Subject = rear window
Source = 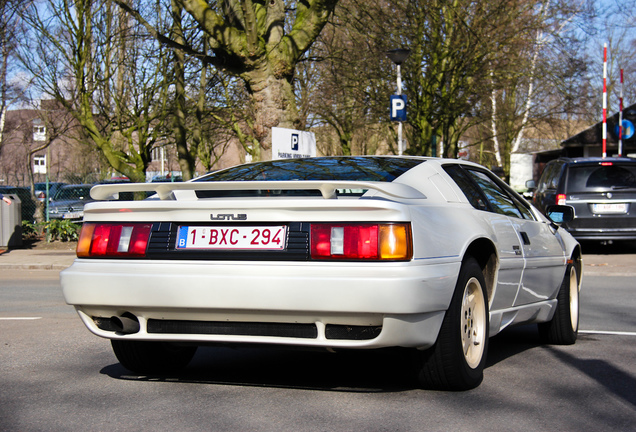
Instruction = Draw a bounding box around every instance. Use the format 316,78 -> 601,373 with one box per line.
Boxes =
566,164 -> 636,192
196,157 -> 424,183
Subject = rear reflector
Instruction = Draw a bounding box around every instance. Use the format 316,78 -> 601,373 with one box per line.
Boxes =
77,223 -> 152,258
310,223 -> 412,261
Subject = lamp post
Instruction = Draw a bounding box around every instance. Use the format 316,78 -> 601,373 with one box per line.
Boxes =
387,48 -> 410,155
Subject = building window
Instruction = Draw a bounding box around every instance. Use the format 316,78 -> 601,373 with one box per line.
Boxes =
33,125 -> 46,141
34,155 -> 46,174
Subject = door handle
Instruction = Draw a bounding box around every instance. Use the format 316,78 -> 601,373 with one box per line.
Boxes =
520,231 -> 531,245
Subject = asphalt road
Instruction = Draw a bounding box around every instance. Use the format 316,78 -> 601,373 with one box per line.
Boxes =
1,256 -> 635,431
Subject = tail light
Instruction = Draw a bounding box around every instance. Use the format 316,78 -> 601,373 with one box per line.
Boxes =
77,223 -> 152,258
310,223 -> 412,261
556,194 -> 567,205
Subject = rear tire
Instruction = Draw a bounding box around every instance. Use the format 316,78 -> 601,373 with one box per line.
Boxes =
111,340 -> 197,375
415,257 -> 489,390
538,263 -> 579,345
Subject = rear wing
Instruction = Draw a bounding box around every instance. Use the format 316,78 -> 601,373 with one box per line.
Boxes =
90,180 -> 426,201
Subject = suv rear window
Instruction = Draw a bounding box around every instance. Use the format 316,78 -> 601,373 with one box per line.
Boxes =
567,164 -> 636,192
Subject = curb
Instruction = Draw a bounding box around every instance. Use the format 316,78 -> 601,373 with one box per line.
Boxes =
0,264 -> 72,270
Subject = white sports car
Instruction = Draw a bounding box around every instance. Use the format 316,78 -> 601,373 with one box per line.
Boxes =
60,156 -> 581,390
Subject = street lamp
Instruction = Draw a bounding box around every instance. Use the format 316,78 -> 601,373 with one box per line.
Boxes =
387,49 -> 410,155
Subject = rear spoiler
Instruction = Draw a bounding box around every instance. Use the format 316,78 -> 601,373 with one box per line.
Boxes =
90,180 -> 426,201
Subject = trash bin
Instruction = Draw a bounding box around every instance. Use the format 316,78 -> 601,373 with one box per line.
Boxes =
0,194 -> 22,248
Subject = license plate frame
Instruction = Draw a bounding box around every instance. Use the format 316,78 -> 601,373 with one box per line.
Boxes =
176,225 -> 288,250
591,203 -> 629,214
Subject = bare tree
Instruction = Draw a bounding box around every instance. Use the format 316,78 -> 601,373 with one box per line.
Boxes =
18,0 -> 174,183
485,0 -> 594,176
298,1 -> 391,156
113,0 -> 339,161
0,1 -> 28,158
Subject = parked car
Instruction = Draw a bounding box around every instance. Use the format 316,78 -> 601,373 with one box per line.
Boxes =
530,157 -> 636,242
48,184 -> 94,221
151,174 -> 182,182
34,182 -> 67,202
61,157 -> 581,390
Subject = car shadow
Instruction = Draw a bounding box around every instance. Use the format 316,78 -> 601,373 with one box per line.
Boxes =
100,326 -> 550,392
101,347 -> 418,393
485,324 -> 544,367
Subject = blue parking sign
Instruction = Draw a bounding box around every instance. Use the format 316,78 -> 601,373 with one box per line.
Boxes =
615,119 -> 635,140
390,95 -> 407,121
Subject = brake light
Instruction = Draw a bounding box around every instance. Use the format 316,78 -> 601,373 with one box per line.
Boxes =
310,223 -> 412,261
77,223 -> 152,258
601,162 -> 613,166
556,194 -> 567,205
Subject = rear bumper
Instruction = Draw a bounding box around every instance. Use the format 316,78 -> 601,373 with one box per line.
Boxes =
61,258 -> 460,349
566,227 -> 636,241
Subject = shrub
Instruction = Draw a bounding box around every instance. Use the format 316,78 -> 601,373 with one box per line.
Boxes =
21,220 -> 40,241
42,219 -> 81,242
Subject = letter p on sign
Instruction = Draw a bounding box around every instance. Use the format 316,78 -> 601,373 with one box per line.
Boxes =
390,95 -> 407,121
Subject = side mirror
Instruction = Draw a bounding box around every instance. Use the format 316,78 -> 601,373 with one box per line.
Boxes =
545,205 -> 574,225
525,180 -> 536,190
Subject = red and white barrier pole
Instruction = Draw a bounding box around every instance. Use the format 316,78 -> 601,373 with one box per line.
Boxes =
619,68 -> 624,157
602,43 -> 607,158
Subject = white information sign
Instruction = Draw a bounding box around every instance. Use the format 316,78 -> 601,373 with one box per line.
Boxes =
272,127 -> 316,160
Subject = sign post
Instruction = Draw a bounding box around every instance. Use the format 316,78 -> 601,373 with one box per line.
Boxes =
387,48 -> 410,155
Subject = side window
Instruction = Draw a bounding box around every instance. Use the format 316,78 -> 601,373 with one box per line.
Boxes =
538,162 -> 557,192
547,162 -> 564,189
444,165 -> 489,211
467,169 -> 531,220
510,193 -> 535,220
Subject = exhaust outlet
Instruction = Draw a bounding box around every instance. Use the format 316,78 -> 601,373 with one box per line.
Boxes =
111,313 -> 140,334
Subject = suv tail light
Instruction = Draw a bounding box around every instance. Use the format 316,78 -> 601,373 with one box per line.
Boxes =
77,223 -> 152,258
310,223 -> 412,261
556,194 -> 567,205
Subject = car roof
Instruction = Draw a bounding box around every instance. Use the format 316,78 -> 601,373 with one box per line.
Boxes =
60,184 -> 94,188
35,182 -> 66,187
554,157 -> 636,165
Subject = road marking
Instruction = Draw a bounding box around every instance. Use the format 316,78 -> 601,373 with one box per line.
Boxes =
580,330 -> 636,336
0,317 -> 42,320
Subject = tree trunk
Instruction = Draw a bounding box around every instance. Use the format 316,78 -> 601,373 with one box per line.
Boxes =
242,69 -> 301,161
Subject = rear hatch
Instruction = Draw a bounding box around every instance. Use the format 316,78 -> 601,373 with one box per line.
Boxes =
564,161 -> 636,231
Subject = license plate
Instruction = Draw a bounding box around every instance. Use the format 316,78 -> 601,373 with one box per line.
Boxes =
63,212 -> 84,219
591,203 -> 628,214
176,225 -> 287,250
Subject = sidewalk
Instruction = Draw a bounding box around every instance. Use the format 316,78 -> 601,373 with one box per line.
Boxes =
0,241 -> 77,270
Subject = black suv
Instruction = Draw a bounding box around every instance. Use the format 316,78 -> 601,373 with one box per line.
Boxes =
531,157 -> 636,241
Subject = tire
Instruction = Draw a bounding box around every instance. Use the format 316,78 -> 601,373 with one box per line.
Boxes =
538,263 -> 579,345
415,257 -> 489,390
111,340 -> 198,375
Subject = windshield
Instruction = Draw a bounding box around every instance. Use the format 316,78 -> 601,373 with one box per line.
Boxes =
53,186 -> 93,201
567,164 -> 636,192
